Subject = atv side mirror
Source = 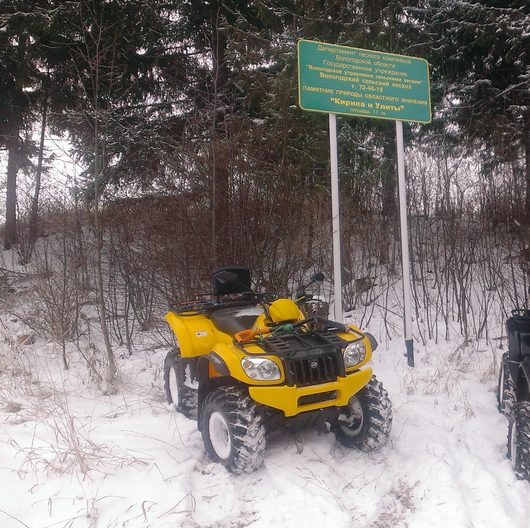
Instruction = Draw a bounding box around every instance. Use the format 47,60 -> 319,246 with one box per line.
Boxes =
310,272 -> 325,284
296,272 -> 325,301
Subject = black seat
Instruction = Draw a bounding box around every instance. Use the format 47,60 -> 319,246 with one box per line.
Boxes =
209,306 -> 261,336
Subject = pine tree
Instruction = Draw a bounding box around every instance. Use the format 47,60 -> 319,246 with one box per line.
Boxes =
0,2 -> 48,249
424,0 -> 530,222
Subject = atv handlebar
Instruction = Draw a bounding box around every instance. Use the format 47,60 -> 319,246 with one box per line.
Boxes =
269,316 -> 348,335
512,308 -> 530,319
270,317 -> 315,334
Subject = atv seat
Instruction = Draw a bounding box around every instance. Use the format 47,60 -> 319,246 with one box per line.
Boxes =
209,305 -> 263,336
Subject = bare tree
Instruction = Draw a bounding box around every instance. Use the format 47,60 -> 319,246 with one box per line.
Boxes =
72,1 -> 121,392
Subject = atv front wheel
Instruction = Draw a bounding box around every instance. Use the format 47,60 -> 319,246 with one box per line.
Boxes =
163,350 -> 198,419
508,402 -> 530,481
333,376 -> 392,451
201,386 -> 266,474
497,352 -> 516,416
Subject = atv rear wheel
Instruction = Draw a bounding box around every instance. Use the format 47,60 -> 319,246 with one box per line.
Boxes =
163,350 -> 198,419
508,402 -> 530,481
497,352 -> 516,416
333,376 -> 392,451
201,386 -> 266,474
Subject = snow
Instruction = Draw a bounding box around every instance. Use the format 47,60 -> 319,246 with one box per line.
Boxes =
1,255 -> 530,528
234,307 -> 264,317
2,331 -> 530,528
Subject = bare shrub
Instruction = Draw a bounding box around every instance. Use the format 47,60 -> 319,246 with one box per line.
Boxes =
9,395 -> 148,477
15,224 -> 84,369
0,327 -> 33,405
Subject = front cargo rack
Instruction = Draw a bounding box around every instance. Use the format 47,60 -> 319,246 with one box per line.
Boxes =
253,331 -> 351,387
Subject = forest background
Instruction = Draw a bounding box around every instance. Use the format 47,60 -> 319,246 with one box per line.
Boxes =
1,0 -> 529,388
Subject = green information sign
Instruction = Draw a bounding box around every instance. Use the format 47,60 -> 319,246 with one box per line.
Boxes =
298,39 -> 431,123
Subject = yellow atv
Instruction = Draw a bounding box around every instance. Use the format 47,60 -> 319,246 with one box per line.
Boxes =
164,266 -> 392,473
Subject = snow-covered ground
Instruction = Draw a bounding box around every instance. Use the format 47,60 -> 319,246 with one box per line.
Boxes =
1,317 -> 529,528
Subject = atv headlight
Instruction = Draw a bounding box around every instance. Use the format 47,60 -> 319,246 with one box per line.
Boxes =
343,341 -> 366,369
241,357 -> 281,381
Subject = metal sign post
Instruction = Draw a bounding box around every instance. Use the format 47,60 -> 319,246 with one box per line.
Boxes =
329,113 -> 343,322
396,120 -> 414,366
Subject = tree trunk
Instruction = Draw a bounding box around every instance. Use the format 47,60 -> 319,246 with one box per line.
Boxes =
212,140 -> 230,267
523,115 -> 530,230
382,130 -> 398,220
94,106 -> 118,395
210,5 -> 231,267
380,125 -> 397,265
4,34 -> 27,250
522,113 -> 530,286
85,6 -> 118,393
4,134 -> 20,250
28,88 -> 49,252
